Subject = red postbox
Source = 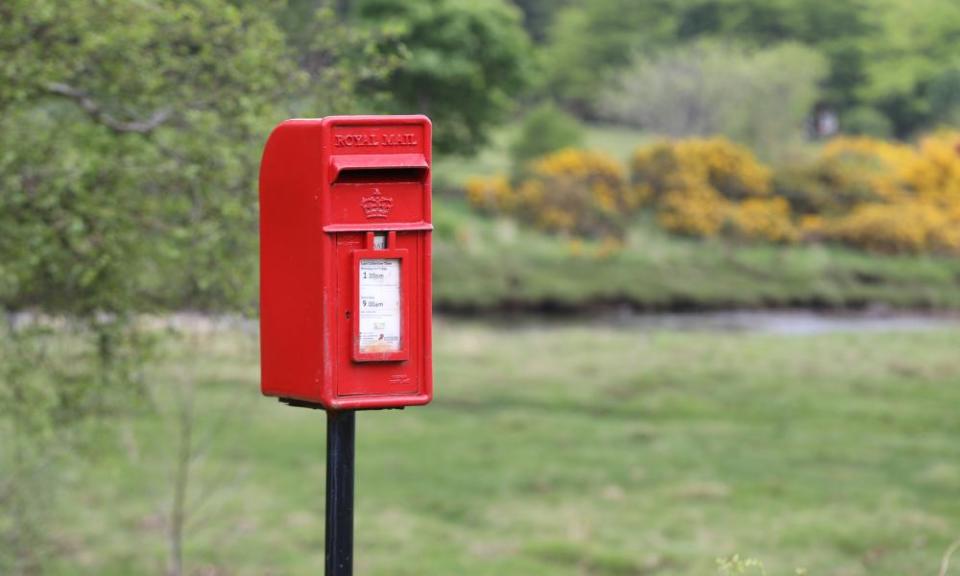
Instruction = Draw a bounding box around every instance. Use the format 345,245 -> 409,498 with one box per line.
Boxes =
259,115 -> 432,410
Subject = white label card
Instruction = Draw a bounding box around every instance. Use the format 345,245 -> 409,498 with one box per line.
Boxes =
358,258 -> 401,354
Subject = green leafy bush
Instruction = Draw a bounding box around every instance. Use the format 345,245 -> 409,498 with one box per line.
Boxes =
509,102 -> 584,174
842,106 -> 894,137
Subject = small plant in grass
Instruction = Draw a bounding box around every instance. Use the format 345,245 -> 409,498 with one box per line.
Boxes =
717,555 -> 809,576
717,555 -> 767,575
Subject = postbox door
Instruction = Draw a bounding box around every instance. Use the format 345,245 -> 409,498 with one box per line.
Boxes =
334,231 -> 424,398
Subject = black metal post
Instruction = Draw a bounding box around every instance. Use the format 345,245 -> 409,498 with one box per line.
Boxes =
325,409 -> 356,576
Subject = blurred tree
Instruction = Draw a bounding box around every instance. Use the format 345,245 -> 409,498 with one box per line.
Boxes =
841,106 -> 894,137
357,0 -> 532,154
928,69 -> 960,127
541,0 -> 679,117
0,2 -> 391,570
674,0 -> 875,112
669,0 -> 960,136
602,42 -> 826,159
510,0 -> 572,43
0,0 -> 296,313
0,0 -> 394,313
509,102 -> 584,174
539,0 -> 881,129
860,0 -> 960,136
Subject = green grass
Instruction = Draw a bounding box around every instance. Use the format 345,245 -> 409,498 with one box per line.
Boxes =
581,123 -> 656,163
432,198 -> 960,311
35,322 -> 960,575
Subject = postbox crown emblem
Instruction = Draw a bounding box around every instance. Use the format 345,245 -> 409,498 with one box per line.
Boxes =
361,188 -> 393,219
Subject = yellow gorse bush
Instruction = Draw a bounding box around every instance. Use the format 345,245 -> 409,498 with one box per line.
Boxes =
819,136 -> 915,203
901,132 -> 960,206
632,137 -> 772,202
634,132 -> 960,253
730,197 -> 799,243
465,174 -> 514,213
465,132 -> 960,256
464,149 -> 638,240
827,202 -> 946,254
657,185 -> 731,237
813,132 -> 960,254
634,137 -> 795,243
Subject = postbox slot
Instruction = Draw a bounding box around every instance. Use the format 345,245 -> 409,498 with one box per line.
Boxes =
333,167 -> 426,184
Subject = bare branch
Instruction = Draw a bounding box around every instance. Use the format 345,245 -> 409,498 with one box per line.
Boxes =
45,82 -> 172,134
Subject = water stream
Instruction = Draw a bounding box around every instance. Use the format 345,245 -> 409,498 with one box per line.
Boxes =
596,309 -> 960,335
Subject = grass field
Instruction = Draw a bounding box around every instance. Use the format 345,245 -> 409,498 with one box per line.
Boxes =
36,321 -> 960,575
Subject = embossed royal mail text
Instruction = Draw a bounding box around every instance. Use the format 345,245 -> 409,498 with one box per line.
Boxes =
335,133 -> 418,147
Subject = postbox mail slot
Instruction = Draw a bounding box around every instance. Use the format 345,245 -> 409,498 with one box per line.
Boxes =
329,154 -> 428,182
333,167 -> 427,184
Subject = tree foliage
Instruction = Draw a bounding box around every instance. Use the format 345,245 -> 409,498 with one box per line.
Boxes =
673,0 -> 876,109
541,0 -> 679,117
509,102 -> 584,173
539,0 -> 960,136
511,0 -> 574,43
0,3 -> 391,568
602,41 -> 826,158
358,0 -> 532,154
1,0 -> 295,313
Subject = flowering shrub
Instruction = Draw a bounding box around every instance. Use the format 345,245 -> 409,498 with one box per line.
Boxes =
631,137 -> 772,202
779,132 -> 960,254
900,132 -> 960,206
465,174 -> 514,213
465,132 -> 960,256
729,197 -> 798,243
819,136 -> 915,203
634,138 -> 793,242
825,201 -> 956,254
773,158 -> 892,217
657,185 -> 731,237
465,149 -> 638,240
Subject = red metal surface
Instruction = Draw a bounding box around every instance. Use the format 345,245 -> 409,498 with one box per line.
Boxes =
259,115 -> 432,410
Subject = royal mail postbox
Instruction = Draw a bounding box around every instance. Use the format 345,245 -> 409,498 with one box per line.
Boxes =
259,115 -> 432,410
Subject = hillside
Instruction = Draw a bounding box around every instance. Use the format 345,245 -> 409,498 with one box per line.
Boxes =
432,199 -> 960,313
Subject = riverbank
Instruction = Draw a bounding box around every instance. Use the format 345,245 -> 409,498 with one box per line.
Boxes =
432,199 -> 960,314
